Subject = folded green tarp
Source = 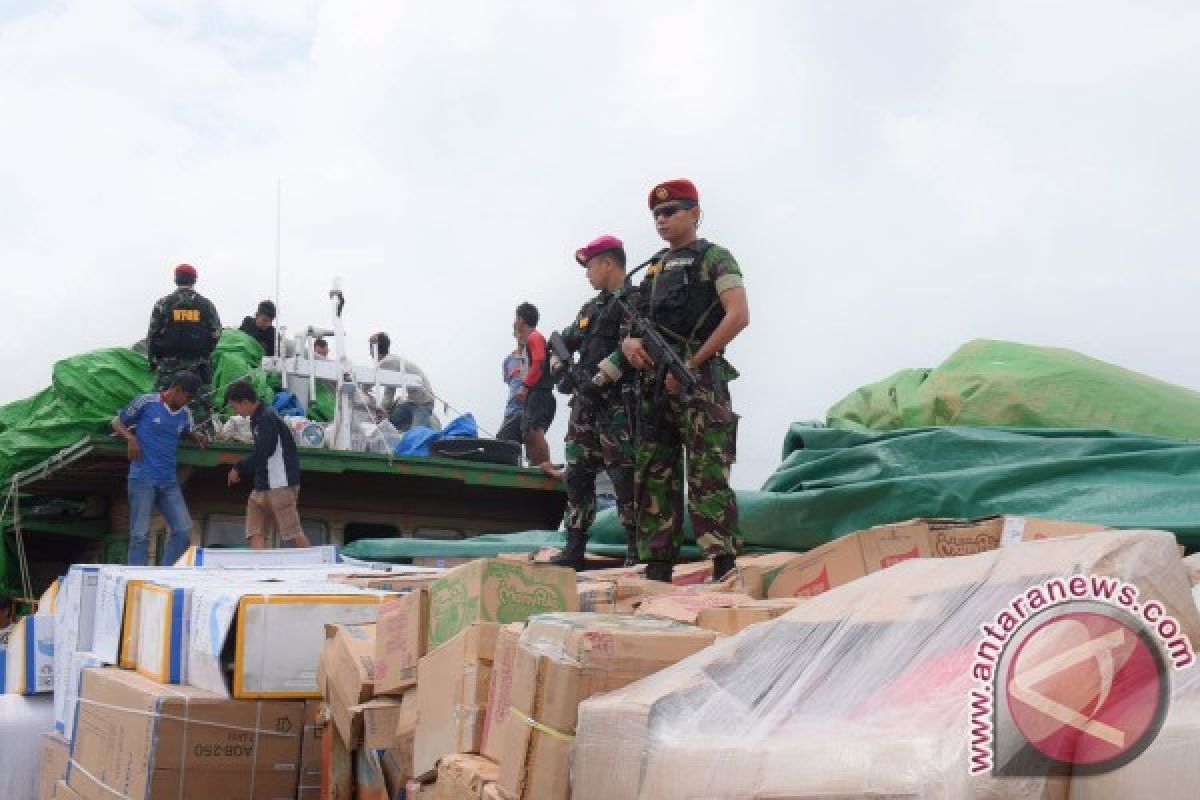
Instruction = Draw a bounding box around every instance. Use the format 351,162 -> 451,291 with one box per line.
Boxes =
827,339 -> 1200,440
342,530 -> 709,561
763,426 -> 1200,548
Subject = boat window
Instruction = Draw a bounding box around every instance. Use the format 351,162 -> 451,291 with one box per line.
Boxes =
202,514 -> 330,547
343,522 -> 400,544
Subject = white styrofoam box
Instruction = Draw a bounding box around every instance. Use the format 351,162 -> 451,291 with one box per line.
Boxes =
136,583 -> 193,685
175,545 -> 340,567
53,565 -> 98,734
187,582 -> 388,698
4,614 -> 53,694
57,650 -> 103,742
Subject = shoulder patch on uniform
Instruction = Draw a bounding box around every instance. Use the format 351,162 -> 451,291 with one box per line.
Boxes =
579,316 -> 589,329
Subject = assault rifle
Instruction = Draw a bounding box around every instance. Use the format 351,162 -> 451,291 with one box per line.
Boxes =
611,296 -> 698,398
547,332 -> 579,395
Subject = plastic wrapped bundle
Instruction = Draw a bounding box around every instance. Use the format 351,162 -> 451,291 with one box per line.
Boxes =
573,530 -> 1198,800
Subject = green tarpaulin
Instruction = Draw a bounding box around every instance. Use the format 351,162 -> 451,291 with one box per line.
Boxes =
341,530 -> 710,561
763,426 -> 1200,548
827,339 -> 1200,440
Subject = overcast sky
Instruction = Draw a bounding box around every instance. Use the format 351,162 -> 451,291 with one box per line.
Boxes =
2,1 -> 1199,489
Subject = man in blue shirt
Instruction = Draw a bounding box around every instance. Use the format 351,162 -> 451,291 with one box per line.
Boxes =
113,372 -> 209,565
497,332 -> 526,444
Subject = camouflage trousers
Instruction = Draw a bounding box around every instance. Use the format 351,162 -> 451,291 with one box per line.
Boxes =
633,364 -> 742,562
563,396 -> 636,541
153,357 -> 213,421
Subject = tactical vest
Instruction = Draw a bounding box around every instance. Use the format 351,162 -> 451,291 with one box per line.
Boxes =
642,240 -> 723,349
576,292 -> 625,378
152,289 -> 213,359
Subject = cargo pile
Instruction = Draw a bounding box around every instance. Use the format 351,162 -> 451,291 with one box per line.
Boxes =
13,516 -> 1200,798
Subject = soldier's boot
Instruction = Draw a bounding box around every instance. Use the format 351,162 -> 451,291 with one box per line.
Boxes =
645,560 -> 674,584
623,530 -> 638,567
712,553 -> 737,583
546,531 -> 589,570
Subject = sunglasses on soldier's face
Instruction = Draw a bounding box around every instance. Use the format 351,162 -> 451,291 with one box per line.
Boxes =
652,203 -> 691,220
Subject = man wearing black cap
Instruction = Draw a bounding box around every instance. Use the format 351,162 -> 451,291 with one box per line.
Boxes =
611,178 -> 750,583
543,235 -> 638,569
113,371 -> 209,565
239,300 -> 278,357
146,263 -> 222,417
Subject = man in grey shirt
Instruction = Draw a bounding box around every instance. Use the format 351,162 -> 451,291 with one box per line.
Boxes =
370,332 -> 440,431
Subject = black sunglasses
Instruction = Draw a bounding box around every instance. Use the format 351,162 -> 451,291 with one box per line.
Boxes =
652,202 -> 694,219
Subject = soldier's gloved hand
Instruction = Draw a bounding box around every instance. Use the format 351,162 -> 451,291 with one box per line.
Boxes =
549,355 -> 565,375
594,359 -> 622,386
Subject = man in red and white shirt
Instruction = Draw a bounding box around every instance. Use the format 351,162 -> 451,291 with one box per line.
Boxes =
513,301 -> 556,466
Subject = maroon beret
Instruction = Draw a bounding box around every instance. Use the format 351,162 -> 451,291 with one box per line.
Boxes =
575,234 -> 624,266
648,178 -> 699,209
174,263 -> 197,281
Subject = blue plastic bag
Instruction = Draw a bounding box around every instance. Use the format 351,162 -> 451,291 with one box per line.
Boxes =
394,413 -> 478,456
271,391 -> 306,418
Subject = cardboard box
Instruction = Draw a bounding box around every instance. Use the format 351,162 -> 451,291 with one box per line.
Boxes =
435,754 -> 500,800
357,696 -> 406,750
6,612 -> 54,694
764,535 -> 868,599
415,624 -> 499,778
407,781 -> 437,800
375,589 -> 429,695
636,592 -> 758,625
694,606 -> 774,635
858,517 -> 1005,571
331,573 -> 441,593
384,705 -> 422,786
298,699 -> 324,792
67,667 -> 303,800
576,581 -> 617,613
38,733 -> 70,800
135,582 -> 192,684
428,560 -> 578,649
53,780 -> 84,800
497,613 -> 719,800
996,515 -> 1110,546
481,624 -> 524,762
188,584 -> 389,698
324,623 -> 377,704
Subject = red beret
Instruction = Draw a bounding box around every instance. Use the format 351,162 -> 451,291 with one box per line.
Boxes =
648,178 -> 699,209
174,263 -> 197,280
575,234 -> 624,266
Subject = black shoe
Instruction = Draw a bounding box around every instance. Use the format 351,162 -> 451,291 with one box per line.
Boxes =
545,532 -> 588,570
712,554 -> 737,582
624,533 -> 639,568
645,560 -> 674,583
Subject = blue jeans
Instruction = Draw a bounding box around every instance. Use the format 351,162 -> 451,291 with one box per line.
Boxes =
127,479 -> 193,566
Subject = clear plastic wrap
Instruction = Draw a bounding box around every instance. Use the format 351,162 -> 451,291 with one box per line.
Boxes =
573,530 -> 1199,800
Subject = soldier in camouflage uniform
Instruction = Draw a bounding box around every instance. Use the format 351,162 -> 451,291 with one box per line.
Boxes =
146,264 -> 222,420
544,235 -> 638,570
598,179 -> 749,583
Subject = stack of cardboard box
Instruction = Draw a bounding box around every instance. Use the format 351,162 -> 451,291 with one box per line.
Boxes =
484,613 -> 720,800
321,558 -> 579,798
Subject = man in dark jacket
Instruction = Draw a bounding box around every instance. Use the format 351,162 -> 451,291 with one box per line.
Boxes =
239,300 -> 277,357
224,380 -> 309,549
